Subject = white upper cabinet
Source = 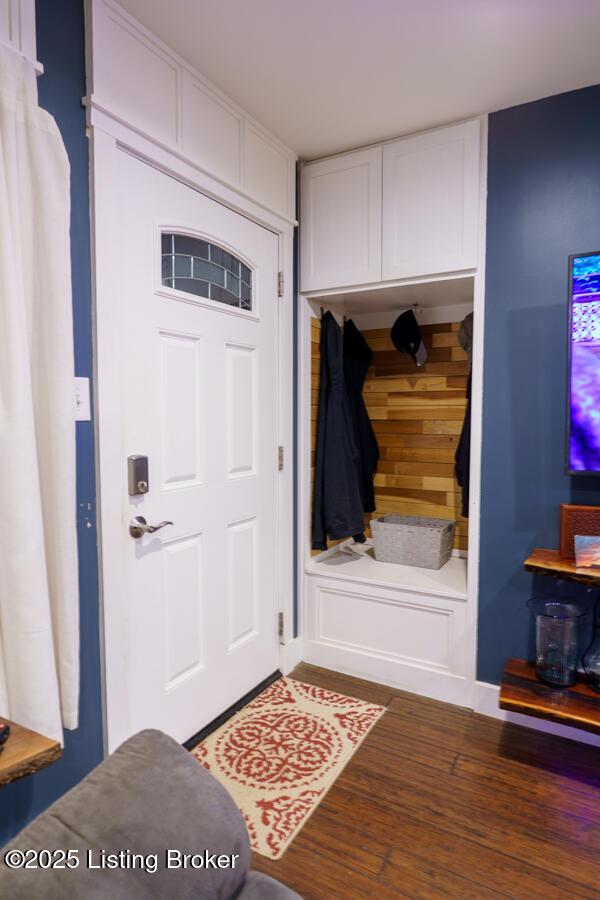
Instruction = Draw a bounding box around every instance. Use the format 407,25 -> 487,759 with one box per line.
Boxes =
300,120 -> 481,293
382,120 -> 480,280
300,147 -> 382,292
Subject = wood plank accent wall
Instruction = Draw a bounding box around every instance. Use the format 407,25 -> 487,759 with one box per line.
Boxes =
311,317 -> 469,554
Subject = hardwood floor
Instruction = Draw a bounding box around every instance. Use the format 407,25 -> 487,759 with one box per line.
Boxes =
251,663 -> 600,899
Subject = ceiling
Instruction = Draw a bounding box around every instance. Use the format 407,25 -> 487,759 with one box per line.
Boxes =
120,0 -> 600,160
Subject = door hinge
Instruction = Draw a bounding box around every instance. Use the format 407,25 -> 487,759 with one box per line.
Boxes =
277,271 -> 284,297
278,611 -> 285,640
278,445 -> 284,471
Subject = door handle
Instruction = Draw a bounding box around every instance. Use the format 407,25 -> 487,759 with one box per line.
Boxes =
129,515 -> 174,539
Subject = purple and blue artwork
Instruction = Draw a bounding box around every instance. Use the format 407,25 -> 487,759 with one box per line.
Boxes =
569,253 -> 600,472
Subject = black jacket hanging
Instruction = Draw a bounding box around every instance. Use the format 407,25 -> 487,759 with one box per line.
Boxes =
343,319 -> 379,513
455,371 -> 471,518
312,312 -> 365,551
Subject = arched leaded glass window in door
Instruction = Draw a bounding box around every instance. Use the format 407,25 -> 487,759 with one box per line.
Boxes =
161,233 -> 253,311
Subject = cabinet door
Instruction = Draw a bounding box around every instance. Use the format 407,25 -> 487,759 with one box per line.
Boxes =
382,120 -> 480,280
300,146 -> 382,292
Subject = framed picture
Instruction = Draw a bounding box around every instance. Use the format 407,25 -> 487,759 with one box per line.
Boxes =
574,535 -> 600,569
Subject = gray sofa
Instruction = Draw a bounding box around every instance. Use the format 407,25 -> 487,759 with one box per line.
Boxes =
0,730 -> 301,899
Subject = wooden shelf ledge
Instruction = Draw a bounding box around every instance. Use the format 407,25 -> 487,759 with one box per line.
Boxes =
500,658 -> 600,736
0,717 -> 61,787
524,548 -> 600,587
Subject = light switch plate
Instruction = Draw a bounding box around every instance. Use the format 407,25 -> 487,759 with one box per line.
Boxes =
75,377 -> 91,421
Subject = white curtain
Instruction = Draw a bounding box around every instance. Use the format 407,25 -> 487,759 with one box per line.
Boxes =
0,45 -> 79,743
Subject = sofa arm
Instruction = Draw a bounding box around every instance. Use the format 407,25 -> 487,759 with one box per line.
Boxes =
238,870 -> 302,899
0,729 -> 250,899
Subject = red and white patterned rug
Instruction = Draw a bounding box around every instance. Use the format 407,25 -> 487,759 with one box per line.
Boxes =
191,677 -> 386,859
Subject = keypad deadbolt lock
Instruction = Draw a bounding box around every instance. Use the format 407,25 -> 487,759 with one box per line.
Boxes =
128,455 -> 149,496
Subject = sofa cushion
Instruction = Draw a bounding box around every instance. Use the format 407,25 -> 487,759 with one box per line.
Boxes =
238,871 -> 302,899
0,729 -> 250,899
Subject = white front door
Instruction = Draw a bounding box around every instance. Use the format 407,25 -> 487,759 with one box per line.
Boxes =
107,151 -> 280,747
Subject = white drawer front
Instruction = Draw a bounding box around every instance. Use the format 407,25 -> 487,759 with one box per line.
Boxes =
317,583 -> 453,670
304,574 -> 471,706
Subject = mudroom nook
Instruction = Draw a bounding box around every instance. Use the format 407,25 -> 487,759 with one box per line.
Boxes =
299,120 -> 484,706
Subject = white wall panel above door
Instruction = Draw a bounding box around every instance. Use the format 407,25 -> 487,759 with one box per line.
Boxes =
382,120 -> 480,280
300,146 -> 382,292
96,4 -> 181,147
244,124 -> 293,221
0,0 -> 37,65
88,0 -> 296,221
0,1 -> 11,46
182,71 -> 242,187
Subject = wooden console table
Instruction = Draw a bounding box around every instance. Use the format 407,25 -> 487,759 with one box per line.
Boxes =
524,547 -> 600,586
498,549 -> 600,735
500,658 -> 600,735
0,717 -> 61,787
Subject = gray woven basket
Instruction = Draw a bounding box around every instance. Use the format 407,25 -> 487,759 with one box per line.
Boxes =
370,514 -> 455,569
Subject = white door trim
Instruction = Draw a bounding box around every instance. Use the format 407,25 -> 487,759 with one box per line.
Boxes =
89,124 -> 295,753
464,115 -> 488,703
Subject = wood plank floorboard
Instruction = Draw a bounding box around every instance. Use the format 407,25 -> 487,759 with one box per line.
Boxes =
250,663 -> 600,899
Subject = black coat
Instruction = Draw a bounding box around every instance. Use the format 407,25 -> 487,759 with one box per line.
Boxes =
312,312 -> 365,550
344,319 -> 379,513
455,372 -> 471,518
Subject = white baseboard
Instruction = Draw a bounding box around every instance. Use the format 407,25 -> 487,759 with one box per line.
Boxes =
279,637 -> 304,675
303,641 -> 473,707
474,681 -> 600,749
279,648 -> 600,748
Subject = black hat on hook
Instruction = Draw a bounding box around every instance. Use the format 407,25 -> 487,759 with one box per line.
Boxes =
391,308 -> 427,367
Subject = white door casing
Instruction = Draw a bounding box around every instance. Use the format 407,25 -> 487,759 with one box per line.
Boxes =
95,140 -> 287,751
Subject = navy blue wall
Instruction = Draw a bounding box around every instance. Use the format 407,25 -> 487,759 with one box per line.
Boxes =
479,85 -> 600,684
0,0 -> 103,843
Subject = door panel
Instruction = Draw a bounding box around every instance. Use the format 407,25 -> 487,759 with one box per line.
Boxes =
160,331 -> 202,488
114,151 -> 280,744
227,516 -> 257,648
225,343 -> 256,477
163,533 -> 204,687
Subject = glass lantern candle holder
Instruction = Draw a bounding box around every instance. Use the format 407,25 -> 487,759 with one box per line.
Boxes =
527,599 -> 586,688
583,633 -> 600,692
583,599 -> 600,693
